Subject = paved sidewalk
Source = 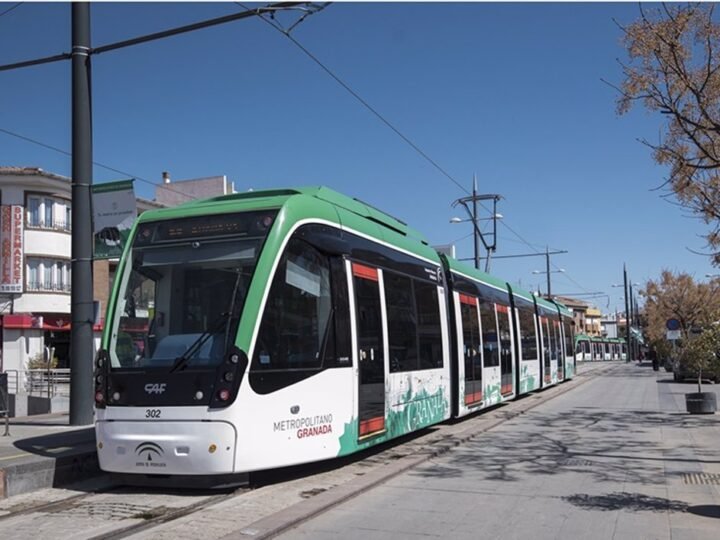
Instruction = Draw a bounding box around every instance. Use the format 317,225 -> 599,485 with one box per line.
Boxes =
279,363 -> 720,540
0,413 -> 97,498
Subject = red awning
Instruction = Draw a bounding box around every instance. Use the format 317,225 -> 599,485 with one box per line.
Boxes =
0,313 -> 104,331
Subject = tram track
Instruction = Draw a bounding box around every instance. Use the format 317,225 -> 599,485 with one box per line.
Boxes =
88,487 -> 249,540
0,488 -> 100,522
0,480 -> 251,539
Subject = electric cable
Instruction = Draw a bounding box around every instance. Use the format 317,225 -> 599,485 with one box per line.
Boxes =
0,2 -> 22,20
0,126 -> 196,202
236,1 -> 470,196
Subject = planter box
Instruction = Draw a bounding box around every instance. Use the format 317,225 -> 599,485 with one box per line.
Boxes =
685,392 -> 717,414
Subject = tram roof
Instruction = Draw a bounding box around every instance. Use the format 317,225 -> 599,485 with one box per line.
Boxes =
535,295 -> 559,313
550,299 -> 573,318
137,185 -> 430,242
443,256 -> 513,294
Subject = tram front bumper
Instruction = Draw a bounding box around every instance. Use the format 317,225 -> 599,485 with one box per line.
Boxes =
96,420 -> 237,475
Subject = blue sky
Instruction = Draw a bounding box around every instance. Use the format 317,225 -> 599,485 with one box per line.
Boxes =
1,2 -> 717,313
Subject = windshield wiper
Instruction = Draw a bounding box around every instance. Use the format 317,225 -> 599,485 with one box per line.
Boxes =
169,312 -> 230,373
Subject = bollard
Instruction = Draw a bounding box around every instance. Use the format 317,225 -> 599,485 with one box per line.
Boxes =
0,373 -> 9,436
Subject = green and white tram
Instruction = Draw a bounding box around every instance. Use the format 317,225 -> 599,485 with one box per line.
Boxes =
94,187 -> 575,481
575,334 -> 627,362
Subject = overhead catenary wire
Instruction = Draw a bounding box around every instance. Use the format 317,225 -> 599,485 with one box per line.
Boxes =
236,1 -> 470,196
0,2 -> 299,72
0,126 -> 196,202
0,2 -> 22,20
240,2 -> 594,293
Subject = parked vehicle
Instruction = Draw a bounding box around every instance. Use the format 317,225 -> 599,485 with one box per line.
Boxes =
672,357 -> 719,383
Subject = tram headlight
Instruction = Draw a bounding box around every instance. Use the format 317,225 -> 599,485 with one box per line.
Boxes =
95,349 -> 109,370
95,374 -> 103,385
95,391 -> 105,404
223,371 -> 234,382
218,389 -> 231,401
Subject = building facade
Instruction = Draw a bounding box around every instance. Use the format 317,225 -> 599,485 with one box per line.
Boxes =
0,167 -> 164,375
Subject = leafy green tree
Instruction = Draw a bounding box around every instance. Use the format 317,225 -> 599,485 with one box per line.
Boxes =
680,325 -> 720,391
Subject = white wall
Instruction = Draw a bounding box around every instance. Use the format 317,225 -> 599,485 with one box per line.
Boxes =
2,328 -> 44,377
14,293 -> 70,314
25,229 -> 71,258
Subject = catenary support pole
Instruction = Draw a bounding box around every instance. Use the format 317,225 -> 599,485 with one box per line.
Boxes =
70,2 -> 95,426
545,246 -> 551,297
629,282 -> 636,360
623,264 -> 631,362
472,175 -> 479,270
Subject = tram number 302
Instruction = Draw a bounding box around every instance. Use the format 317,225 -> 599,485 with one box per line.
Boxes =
145,409 -> 161,419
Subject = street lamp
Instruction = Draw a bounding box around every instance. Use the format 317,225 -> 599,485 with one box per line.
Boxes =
450,213 -> 503,224
531,268 -> 564,296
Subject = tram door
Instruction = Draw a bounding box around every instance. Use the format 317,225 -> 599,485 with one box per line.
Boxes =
460,294 -> 482,406
541,317 -> 551,384
352,263 -> 386,439
555,321 -> 564,381
497,305 -> 514,396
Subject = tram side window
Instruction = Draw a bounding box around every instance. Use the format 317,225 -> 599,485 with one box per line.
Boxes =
385,273 -> 443,372
480,300 -> 500,367
542,318 -> 552,366
416,280 -> 442,369
563,320 -> 573,357
253,239 -> 334,371
550,321 -> 560,361
518,308 -> 538,361
385,272 -> 419,372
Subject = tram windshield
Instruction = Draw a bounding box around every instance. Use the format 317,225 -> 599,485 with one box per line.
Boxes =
108,211 -> 275,370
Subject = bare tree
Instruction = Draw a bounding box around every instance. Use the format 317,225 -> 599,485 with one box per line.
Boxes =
617,3 -> 720,264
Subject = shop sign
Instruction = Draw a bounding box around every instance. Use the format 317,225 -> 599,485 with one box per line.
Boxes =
93,179 -> 137,259
0,205 -> 24,293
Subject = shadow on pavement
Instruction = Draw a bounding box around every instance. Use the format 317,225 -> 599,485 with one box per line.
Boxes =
562,492 -> 689,512
407,365 -> 719,487
13,427 -> 96,458
687,505 -> 720,519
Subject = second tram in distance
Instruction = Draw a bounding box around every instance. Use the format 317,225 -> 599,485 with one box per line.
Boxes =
575,334 -> 627,362
94,186 -> 576,481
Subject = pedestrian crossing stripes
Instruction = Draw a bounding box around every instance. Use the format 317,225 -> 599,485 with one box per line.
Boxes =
682,473 -> 720,485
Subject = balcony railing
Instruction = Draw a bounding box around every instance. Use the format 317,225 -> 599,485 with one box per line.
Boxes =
26,281 -> 71,293
26,219 -> 71,232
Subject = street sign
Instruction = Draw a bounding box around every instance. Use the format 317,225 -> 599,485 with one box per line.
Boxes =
666,329 -> 681,341
666,318 -> 681,331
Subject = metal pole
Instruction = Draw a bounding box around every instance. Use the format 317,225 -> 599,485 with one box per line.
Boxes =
70,2 -> 95,426
485,196 -> 497,274
629,282 -> 635,360
472,175 -> 479,270
545,246 -> 551,296
623,264 -> 631,362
